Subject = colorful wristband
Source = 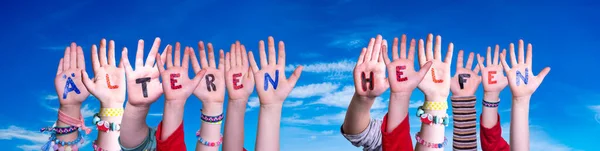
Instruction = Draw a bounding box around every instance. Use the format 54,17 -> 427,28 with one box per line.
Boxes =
416,106 -> 449,126
99,108 -> 124,117
92,113 -> 121,132
201,112 -> 224,124
40,126 -> 79,135
196,130 -> 223,147
482,99 -> 500,108
415,132 -> 447,148
58,110 -> 91,134
422,101 -> 448,110
41,130 -> 85,151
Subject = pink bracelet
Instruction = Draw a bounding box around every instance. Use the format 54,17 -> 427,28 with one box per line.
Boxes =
415,132 -> 447,148
58,110 -> 91,134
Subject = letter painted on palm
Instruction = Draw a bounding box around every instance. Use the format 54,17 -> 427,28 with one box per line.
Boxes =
361,71 -> 374,91
264,70 -> 279,90
106,74 -> 119,89
136,77 -> 151,98
232,73 -> 243,90
396,65 -> 408,82
62,73 -> 81,99
516,68 -> 529,86
205,74 -> 216,92
431,68 -> 444,83
487,71 -> 497,84
458,74 -> 471,89
170,73 -> 182,89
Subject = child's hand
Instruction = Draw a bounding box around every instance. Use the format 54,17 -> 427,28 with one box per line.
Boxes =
477,45 -> 508,94
82,39 -> 126,108
121,38 -> 167,107
417,34 -> 454,101
225,41 -> 255,101
190,41 -> 225,104
156,43 -> 205,104
353,35 -> 389,98
383,35 -> 432,95
500,40 -> 550,101
55,43 -> 90,106
450,50 -> 481,96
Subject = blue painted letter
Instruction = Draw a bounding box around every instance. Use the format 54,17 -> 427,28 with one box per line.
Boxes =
62,73 -> 81,99
264,70 -> 279,90
516,68 -> 529,86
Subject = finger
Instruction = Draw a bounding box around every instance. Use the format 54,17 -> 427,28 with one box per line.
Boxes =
218,49 -> 225,70
155,47 -> 167,69
166,45 -> 173,68
57,58 -> 64,75
444,43 -> 454,64
122,47 -> 134,75
509,43 -> 517,66
408,39 -> 416,61
426,34 -> 434,61
208,43 -> 216,68
63,47 -> 71,70
77,46 -> 85,70
500,51 -> 511,72
225,52 -> 231,70
417,61 -> 433,80
378,48 -> 384,63
518,39 -> 525,64
230,43 -> 237,68
189,47 -> 201,73
476,54 -> 486,69
287,66 -> 303,88
434,35 -> 442,60
135,39 -> 145,68
108,40 -> 116,66
241,44 -> 248,67
91,45 -> 100,72
182,46 -> 190,69
278,41 -> 286,67
70,42 -> 77,68
527,43 -> 533,69
536,67 -> 551,82
119,48 -> 125,68
486,46 -> 492,66
145,37 -> 161,67
191,69 -> 208,88
371,35 -> 383,62
456,50 -> 464,69
418,39 -> 426,66
466,52 -> 475,70
383,43 -> 391,65
81,70 -> 95,92
99,39 -> 108,66
246,67 -> 254,81
392,37 -> 399,60
248,51 -> 259,72
198,41 -> 209,68
156,51 -> 166,73
365,37 -> 375,61
174,42 -> 181,67
400,35 -> 407,59
235,41 -> 242,66
493,45 -> 500,65
473,64 -> 481,74
357,47 -> 366,64
259,40 -> 268,67
268,36 -> 277,65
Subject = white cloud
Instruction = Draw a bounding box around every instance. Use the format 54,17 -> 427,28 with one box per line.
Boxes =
0,125 -> 90,151
148,113 -> 163,117
44,94 -> 58,100
409,100 -> 424,108
311,86 -> 386,109
289,82 -> 340,98
283,100 -> 303,108
325,16 -> 407,50
246,97 -> 261,112
280,126 -> 369,151
499,122 -> 574,151
282,111 -> 346,125
589,105 -> 600,114
285,60 -> 355,73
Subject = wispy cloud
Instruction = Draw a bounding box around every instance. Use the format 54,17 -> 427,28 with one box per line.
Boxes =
289,82 -> 341,98
44,94 -> 58,100
409,100 -> 424,108
246,97 -> 260,112
40,46 -> 66,51
284,100 -> 304,108
283,109 -> 386,125
0,125 -> 90,151
590,105 -> 600,124
500,122 -> 575,151
325,16 -> 408,50
310,86 -> 386,109
148,113 -> 163,117
286,60 -> 355,73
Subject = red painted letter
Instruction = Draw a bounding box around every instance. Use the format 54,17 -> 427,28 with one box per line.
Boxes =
361,72 -> 374,91
233,73 -> 243,90
396,65 -> 408,82
488,71 -> 497,84
170,73 -> 182,89
431,68 -> 443,83
106,74 -> 119,89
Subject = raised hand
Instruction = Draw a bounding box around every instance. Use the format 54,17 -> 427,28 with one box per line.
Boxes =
248,36 -> 303,105
450,50 -> 482,96
477,45 -> 508,93
55,43 -> 90,106
417,34 -> 454,101
500,40 -> 550,100
383,34 -> 432,94
121,38 -> 167,107
225,41 -> 255,101
354,35 -> 389,98
157,43 -> 205,103
82,39 -> 126,108
189,41 -> 225,104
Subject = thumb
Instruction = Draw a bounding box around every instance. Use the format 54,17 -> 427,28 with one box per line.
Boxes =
536,67 -> 551,83
417,61 -> 433,79
81,70 -> 95,92
191,69 -> 207,88
246,67 -> 255,83
287,66 -> 303,88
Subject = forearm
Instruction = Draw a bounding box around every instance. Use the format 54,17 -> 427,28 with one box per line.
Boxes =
386,92 -> 411,132
223,100 -> 248,151
510,96 -> 531,151
96,104 -> 124,150
482,92 -> 500,128
56,104 -> 82,142
161,100 -> 185,140
255,103 -> 283,151
119,102 -> 150,148
196,102 -> 224,151
451,95 -> 477,150
342,93 -> 375,134
416,95 -> 447,151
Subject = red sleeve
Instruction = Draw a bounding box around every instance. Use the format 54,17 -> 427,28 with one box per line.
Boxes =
381,113 -> 414,151
155,121 -> 187,151
480,114 -> 510,151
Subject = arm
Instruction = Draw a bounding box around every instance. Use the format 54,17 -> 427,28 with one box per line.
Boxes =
249,36 -> 303,151
415,34 -> 453,151
189,41 -> 226,151
500,40 -> 550,151
81,39 -> 127,150
449,50 -> 482,150
222,41 -> 255,150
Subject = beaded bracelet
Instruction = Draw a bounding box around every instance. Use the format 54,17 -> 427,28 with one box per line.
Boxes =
422,101 -> 448,110
196,130 -> 223,147
40,126 -> 79,135
416,106 -> 449,126
415,132 -> 447,148
99,108 -> 124,117
41,131 -> 85,151
201,112 -> 224,124
482,99 -> 500,108
92,113 -> 121,132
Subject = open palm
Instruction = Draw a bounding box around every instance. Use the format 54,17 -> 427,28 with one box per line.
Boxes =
450,50 -> 482,96
190,41 -> 226,103
225,41 -> 255,101
82,39 -> 126,108
55,43 -> 90,105
122,38 -> 167,107
383,35 -> 432,94
500,40 -> 550,99
353,35 -> 388,98
477,45 -> 508,93
157,43 -> 205,103
417,34 -> 454,100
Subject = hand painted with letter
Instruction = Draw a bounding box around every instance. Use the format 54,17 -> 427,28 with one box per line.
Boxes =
500,40 -> 550,101
225,41 -> 255,101
383,34 -> 432,94
477,45 -> 508,94
156,43 -> 206,104
417,34 -> 454,101
82,39 -> 126,108
55,42 -> 91,105
450,50 -> 482,96
121,38 -> 167,107
353,35 -> 389,98
190,41 -> 226,104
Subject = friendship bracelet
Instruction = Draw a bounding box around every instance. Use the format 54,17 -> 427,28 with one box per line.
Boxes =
201,112 -> 224,123
422,101 -> 448,110
41,131 -> 85,151
196,130 -> 223,147
58,110 -> 91,134
416,106 -> 449,126
92,113 -> 121,132
99,108 -> 124,117
482,99 -> 500,108
415,132 -> 447,148
40,126 -> 79,135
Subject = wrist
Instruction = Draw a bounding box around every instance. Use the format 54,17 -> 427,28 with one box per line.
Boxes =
59,104 -> 82,118
202,102 -> 224,116
354,93 -> 376,102
165,100 -> 186,110
483,92 -> 501,102
513,96 -> 531,106
260,103 -> 283,110
425,95 -> 448,102
100,100 -> 125,108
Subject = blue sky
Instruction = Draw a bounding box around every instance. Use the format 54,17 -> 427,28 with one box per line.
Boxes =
0,0 -> 599,150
